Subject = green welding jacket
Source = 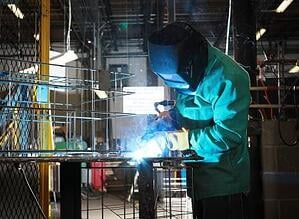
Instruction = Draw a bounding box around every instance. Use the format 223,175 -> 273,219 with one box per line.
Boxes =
175,44 -> 251,200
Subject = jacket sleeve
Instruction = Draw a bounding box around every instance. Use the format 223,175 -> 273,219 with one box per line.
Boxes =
189,78 -> 250,156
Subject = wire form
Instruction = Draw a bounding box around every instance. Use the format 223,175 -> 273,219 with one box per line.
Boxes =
0,11 -> 135,156
79,161 -> 193,219
0,1 -> 41,218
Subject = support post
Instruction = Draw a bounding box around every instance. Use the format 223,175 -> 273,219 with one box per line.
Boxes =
39,1 -> 51,217
232,1 -> 263,219
168,0 -> 175,23
60,162 -> 81,219
138,160 -> 155,219
232,0 -> 256,85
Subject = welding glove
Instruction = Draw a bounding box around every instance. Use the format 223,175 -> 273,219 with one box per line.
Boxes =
165,130 -> 189,151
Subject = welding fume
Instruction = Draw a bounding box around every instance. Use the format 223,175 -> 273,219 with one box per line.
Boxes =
132,22 -> 251,219
132,100 -> 198,162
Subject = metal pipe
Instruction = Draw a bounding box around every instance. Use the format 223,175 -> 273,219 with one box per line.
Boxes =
263,59 -> 297,65
250,104 -> 297,108
168,0 -> 176,23
250,86 -> 299,91
103,53 -> 148,58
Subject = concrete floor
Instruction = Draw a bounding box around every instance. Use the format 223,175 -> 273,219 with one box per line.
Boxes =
51,193 -> 193,219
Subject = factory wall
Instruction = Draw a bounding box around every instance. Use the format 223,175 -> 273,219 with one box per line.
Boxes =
262,120 -> 299,219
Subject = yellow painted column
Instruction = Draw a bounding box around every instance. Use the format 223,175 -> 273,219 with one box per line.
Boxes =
39,0 -> 53,217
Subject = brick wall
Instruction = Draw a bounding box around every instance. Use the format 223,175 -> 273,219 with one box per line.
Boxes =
262,120 -> 299,219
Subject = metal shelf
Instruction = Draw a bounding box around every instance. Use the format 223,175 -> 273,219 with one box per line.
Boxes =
0,57 -> 136,154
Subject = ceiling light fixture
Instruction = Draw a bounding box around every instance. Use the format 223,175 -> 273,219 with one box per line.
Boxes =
289,63 -> 299,74
95,90 -> 108,99
7,4 -> 24,19
50,50 -> 62,59
33,33 -> 39,41
49,50 -> 79,91
19,65 -> 39,74
256,28 -> 266,41
19,50 -> 76,75
50,50 -> 78,65
275,0 -> 293,13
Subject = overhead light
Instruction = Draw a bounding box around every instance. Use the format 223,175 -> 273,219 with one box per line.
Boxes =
33,33 -> 39,41
95,90 -> 108,99
18,50 -> 75,75
289,64 -> 299,74
49,50 -> 79,91
256,28 -> 266,41
19,65 -> 39,74
50,50 -> 62,59
7,4 -> 24,19
275,0 -> 293,13
50,50 -> 78,65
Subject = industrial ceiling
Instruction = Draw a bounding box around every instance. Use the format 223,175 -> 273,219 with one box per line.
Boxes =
50,0 -> 299,55
1,0 -> 299,58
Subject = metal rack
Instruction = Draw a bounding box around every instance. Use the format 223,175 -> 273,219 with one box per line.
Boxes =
0,1 -> 193,218
0,56 -> 135,153
0,156 -> 194,219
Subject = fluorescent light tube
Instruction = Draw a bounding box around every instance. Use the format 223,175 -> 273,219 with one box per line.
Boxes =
50,50 -> 78,65
50,50 -> 62,59
256,28 -> 266,41
95,90 -> 108,99
19,65 -> 39,74
18,50 -> 74,74
33,33 -> 39,41
289,65 -> 299,73
275,0 -> 294,13
7,4 -> 24,19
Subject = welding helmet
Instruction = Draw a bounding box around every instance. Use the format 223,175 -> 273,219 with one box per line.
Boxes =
148,22 -> 208,93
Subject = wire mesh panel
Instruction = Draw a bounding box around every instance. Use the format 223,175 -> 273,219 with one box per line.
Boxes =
0,0 -> 40,152
0,1 -> 41,218
79,160 -> 193,219
0,163 -> 40,219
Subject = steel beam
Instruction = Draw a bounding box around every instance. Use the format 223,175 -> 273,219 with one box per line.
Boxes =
39,1 -> 51,217
232,0 -> 257,85
60,162 -> 81,219
232,1 -> 263,219
168,0 -> 176,23
155,0 -> 164,29
138,160 -> 155,219
140,0 -> 152,52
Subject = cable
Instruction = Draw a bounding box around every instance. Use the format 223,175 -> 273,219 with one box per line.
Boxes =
15,163 -> 47,219
258,78 -> 274,119
259,39 -> 299,140
225,0 -> 232,55
66,0 -> 72,51
277,118 -> 298,146
294,85 -> 299,126
277,77 -> 299,146
259,39 -> 280,79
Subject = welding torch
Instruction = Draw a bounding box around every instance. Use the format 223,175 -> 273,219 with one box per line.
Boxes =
154,100 -> 176,113
136,99 -> 202,160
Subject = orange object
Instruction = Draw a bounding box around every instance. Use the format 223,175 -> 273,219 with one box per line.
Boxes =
91,162 -> 106,191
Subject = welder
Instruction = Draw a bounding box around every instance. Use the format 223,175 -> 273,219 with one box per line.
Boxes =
147,22 -> 251,219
